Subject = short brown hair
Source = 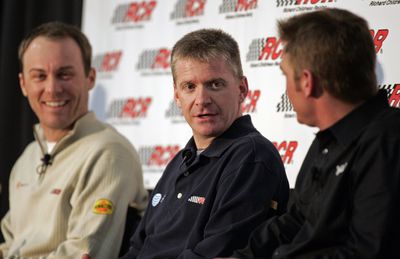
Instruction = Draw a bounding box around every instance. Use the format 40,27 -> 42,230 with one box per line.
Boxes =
278,8 -> 377,103
19,21 -> 92,75
171,29 -> 243,82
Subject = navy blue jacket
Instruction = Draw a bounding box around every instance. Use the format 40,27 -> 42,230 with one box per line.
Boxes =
122,115 -> 289,258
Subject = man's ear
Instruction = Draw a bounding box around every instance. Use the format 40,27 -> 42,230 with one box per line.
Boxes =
239,76 -> 249,103
173,84 -> 181,108
19,73 -> 28,97
87,68 -> 96,90
300,69 -> 314,98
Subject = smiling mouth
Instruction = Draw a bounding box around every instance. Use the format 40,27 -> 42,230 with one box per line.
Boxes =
198,113 -> 215,117
44,101 -> 67,107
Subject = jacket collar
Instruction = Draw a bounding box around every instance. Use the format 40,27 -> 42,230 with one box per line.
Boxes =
318,90 -> 390,146
181,115 -> 257,159
33,112 -> 103,155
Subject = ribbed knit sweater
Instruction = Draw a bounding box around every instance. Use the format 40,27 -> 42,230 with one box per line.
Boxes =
0,112 -> 148,259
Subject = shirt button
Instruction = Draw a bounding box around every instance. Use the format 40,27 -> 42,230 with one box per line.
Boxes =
177,193 -> 183,199
183,171 -> 189,176
322,148 -> 328,154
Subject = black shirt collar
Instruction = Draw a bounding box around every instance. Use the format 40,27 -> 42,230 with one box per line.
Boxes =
181,115 -> 257,159
318,90 -> 389,146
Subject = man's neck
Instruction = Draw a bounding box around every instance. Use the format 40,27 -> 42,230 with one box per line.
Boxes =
193,136 -> 216,150
315,95 -> 363,131
42,126 -> 72,142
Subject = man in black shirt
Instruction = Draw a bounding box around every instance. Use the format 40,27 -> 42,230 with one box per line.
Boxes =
121,29 -> 289,258
230,8 -> 400,259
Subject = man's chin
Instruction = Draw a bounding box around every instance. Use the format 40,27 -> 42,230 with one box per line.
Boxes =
41,120 -> 74,131
194,128 -> 224,139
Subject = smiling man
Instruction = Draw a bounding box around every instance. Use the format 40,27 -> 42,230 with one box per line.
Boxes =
0,22 -> 148,259
120,29 -> 289,259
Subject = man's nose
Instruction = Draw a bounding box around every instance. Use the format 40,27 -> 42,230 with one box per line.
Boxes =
44,76 -> 63,94
195,86 -> 212,106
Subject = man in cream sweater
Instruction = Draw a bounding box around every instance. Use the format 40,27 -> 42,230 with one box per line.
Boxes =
0,21 -> 148,259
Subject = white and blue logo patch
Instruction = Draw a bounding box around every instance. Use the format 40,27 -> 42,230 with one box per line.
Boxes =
152,193 -> 162,207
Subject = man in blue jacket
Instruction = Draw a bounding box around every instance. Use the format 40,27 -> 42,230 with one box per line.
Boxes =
121,29 -> 289,258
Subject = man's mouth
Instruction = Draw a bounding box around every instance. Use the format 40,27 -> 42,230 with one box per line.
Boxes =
44,101 -> 67,107
197,113 -> 215,118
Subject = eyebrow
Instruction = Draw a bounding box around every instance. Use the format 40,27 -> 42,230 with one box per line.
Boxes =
28,66 -> 75,73
178,77 -> 226,87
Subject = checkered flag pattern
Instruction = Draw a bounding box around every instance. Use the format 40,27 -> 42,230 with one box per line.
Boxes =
171,0 -> 187,19
246,38 -> 265,62
276,0 -> 296,7
136,50 -> 159,70
379,84 -> 396,98
219,0 -> 238,13
276,92 -> 294,112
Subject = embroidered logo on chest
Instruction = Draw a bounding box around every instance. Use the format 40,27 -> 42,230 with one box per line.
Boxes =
188,196 -> 206,205
335,162 -> 348,176
50,188 -> 62,195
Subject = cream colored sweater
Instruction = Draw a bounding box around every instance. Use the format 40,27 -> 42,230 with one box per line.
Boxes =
0,112 -> 148,259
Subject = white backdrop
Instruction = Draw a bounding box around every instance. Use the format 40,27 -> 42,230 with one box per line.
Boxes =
82,0 -> 400,189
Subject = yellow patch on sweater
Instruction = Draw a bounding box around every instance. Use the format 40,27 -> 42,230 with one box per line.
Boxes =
93,199 -> 114,215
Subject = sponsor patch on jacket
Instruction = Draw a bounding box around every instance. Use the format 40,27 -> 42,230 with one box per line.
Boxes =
188,196 -> 205,205
50,188 -> 62,195
152,193 -> 162,207
93,199 -> 114,215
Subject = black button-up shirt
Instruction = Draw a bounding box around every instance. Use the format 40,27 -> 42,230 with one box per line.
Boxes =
235,90 -> 400,258
123,115 -> 289,258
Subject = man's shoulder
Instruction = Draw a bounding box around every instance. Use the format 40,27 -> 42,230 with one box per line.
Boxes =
219,131 -> 282,170
16,140 -> 40,160
80,121 -> 136,152
363,106 -> 400,140
230,130 -> 276,154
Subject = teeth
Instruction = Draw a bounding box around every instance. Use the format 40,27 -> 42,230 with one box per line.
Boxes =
45,101 -> 66,107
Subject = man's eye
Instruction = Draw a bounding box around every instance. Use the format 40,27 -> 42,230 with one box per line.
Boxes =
32,74 -> 46,81
210,81 -> 224,89
59,72 -> 73,80
184,84 -> 195,90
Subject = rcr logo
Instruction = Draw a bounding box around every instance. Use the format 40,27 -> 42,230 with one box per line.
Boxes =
388,84 -> 400,108
136,48 -> 172,71
152,48 -> 171,69
107,97 -> 152,120
171,0 -> 206,19
295,0 -> 333,4
121,97 -> 152,118
185,0 -> 206,17
259,37 -> 283,61
139,145 -> 180,166
149,145 -> 180,166
272,141 -> 298,164
276,0 -> 334,7
370,29 -> 389,53
242,90 -> 261,113
92,51 -> 122,72
236,0 -> 257,11
112,1 -> 157,24
124,1 -> 156,22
